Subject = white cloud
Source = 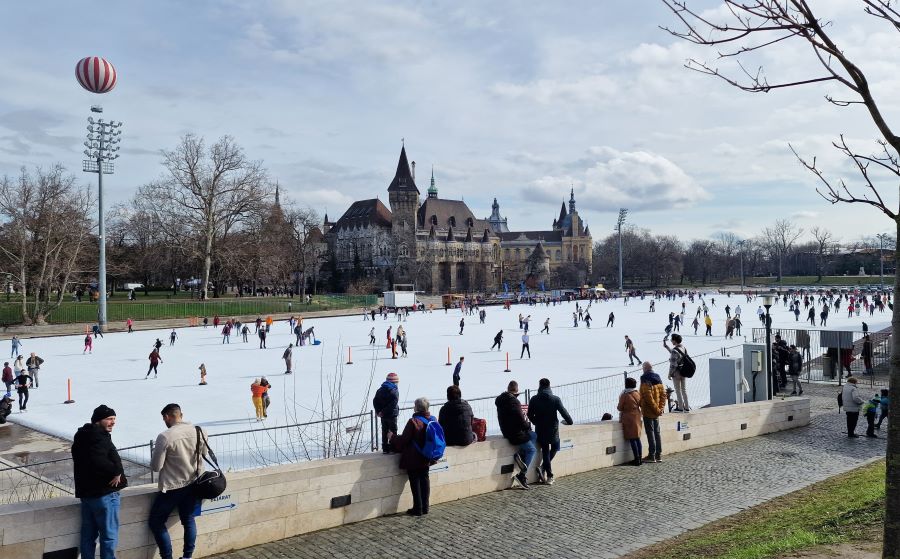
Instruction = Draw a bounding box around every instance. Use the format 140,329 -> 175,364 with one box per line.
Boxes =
791,210 -> 819,219
522,147 -> 708,212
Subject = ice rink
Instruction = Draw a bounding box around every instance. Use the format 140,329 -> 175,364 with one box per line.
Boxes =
4,293 -> 887,452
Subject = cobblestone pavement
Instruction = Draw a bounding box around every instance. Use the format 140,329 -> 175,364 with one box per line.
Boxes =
213,382 -> 887,559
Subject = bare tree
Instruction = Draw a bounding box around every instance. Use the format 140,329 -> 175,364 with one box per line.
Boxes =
809,226 -> 835,281
285,205 -> 324,298
0,166 -> 93,324
661,2 -> 900,553
761,219 -> 804,281
135,135 -> 270,299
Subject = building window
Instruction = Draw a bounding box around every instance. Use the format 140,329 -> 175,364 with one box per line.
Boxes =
449,216 -> 456,227
431,215 -> 437,226
466,217 -> 474,228
400,244 -> 409,258
555,250 -> 561,261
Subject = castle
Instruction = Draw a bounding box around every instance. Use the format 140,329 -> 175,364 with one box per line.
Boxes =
324,145 -> 592,294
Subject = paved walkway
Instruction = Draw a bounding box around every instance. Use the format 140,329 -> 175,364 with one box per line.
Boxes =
213,382 -> 887,559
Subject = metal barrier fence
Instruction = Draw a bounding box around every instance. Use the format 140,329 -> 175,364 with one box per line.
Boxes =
750,327 -> 891,386
0,345 -> 740,503
0,295 -> 377,325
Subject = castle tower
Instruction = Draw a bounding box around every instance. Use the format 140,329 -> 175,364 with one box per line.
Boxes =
387,144 -> 420,233
427,167 -> 438,199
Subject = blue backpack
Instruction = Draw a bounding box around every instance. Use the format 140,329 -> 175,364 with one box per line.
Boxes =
413,415 -> 446,461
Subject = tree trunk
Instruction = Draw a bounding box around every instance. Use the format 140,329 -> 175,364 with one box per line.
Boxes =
202,230 -> 213,301
884,221 -> 900,556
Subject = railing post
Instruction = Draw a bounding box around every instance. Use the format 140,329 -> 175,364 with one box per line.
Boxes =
149,440 -> 155,483
370,410 -> 377,451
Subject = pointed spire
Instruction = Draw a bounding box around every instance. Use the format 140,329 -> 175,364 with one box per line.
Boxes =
274,183 -> 281,207
464,227 -> 473,242
584,224 -> 591,236
557,202 -> 567,226
427,166 -> 438,199
569,185 -> 576,214
446,225 -> 454,241
429,224 -> 436,239
481,229 -> 490,242
387,144 -> 419,193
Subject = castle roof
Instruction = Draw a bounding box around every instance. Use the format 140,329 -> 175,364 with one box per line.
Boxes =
417,197 -> 493,234
499,230 -> 563,243
329,198 -> 392,232
387,145 -> 419,194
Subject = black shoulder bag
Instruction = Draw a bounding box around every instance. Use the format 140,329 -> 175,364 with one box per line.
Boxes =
193,426 -> 227,500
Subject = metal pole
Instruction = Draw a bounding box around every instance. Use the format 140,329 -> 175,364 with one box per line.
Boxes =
740,249 -> 744,291
879,234 -> 885,290
618,222 -> 623,293
97,149 -> 107,331
764,305 -> 773,400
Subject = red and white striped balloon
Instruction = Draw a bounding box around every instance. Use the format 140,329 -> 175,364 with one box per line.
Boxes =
75,57 -> 117,94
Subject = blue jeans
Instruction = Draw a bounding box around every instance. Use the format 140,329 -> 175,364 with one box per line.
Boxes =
517,431 -> 538,471
149,486 -> 198,559
643,417 -> 662,459
81,491 -> 120,559
539,438 -> 561,476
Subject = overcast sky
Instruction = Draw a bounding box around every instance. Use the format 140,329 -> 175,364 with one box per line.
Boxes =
1,1 -> 898,243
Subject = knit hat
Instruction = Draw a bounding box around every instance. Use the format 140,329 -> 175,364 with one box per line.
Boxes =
386,372 -> 399,383
91,405 -> 116,423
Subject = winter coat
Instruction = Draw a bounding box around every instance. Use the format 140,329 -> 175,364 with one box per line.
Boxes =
1,367 -> 12,384
617,389 -> 643,440
148,351 -> 160,365
250,383 -> 268,398
526,387 -> 573,445
25,356 -> 43,371
150,421 -> 207,492
72,423 -> 128,498
391,414 -> 433,472
639,371 -> 667,419
841,383 -> 865,413
438,398 -> 474,446
495,391 -> 531,445
14,374 -> 31,393
789,352 -> 803,376
372,381 -> 400,418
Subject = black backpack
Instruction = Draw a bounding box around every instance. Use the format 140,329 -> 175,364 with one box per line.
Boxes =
677,348 -> 696,378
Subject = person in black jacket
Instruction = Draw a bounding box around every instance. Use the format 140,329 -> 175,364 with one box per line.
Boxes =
72,404 -> 127,559
373,372 -> 400,453
527,378 -> 573,485
438,385 -> 474,446
495,380 -> 536,489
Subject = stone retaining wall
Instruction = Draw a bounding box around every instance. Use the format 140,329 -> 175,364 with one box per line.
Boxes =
0,397 -> 809,559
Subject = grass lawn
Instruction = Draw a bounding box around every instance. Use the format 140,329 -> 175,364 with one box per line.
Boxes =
623,460 -> 885,559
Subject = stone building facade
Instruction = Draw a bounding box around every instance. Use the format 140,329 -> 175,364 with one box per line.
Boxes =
324,146 -> 592,294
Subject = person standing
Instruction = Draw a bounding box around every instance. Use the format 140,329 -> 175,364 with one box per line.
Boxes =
240,324 -> 249,343
258,327 -> 267,349
520,332 -> 531,359
438,385 -> 475,446
496,381 -> 537,489
459,317 -> 465,335
639,362 -> 666,463
841,377 -> 865,438
1,362 -> 12,393
389,397 -> 437,516
72,405 -> 127,559
453,357 -> 464,387
126,318 -> 134,333
606,312 -> 615,327
625,335 -> 640,366
282,344 -> 293,375
704,314 -> 712,336
491,330 -> 503,351
250,379 -> 267,420
373,373 -> 400,453
369,327 -> 376,345
198,364 -> 207,386
84,334 -> 93,354
789,345 -> 804,396
146,348 -> 162,379
148,403 -> 206,559
14,368 -> 31,411
617,377 -> 643,466
664,334 -> 690,412
861,334 -> 874,375
541,318 -> 550,334
25,352 -> 44,389
10,336 -> 22,358
221,324 -> 231,344
863,395 -> 881,438
169,329 -> 178,346
877,388 -> 890,430
526,378 -> 573,484
13,355 -> 26,387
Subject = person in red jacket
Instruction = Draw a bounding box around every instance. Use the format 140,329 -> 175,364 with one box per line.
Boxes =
1,362 -> 12,393
146,349 -> 162,379
389,397 -> 436,516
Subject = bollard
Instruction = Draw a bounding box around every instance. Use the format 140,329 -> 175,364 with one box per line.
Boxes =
446,347 -> 452,366
504,352 -> 511,373
64,378 -> 75,404
346,346 -> 353,365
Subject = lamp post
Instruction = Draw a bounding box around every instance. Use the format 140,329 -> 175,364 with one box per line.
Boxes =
761,293 -> 775,400
83,109 -> 123,332
737,239 -> 746,291
616,208 -> 628,294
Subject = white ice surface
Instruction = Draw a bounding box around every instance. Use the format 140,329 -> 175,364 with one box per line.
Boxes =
5,295 -> 887,451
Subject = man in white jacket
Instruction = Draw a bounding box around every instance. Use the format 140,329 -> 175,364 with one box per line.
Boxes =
841,377 -> 866,438
149,403 -> 207,559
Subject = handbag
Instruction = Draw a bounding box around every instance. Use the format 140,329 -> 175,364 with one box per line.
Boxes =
471,417 -> 487,442
193,426 -> 227,500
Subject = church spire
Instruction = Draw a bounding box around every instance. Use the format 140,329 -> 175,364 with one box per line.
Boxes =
274,183 -> 281,207
569,185 -> 576,214
427,166 -> 438,199
387,144 -> 419,193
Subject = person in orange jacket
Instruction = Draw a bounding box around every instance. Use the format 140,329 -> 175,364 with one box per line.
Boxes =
250,379 -> 268,421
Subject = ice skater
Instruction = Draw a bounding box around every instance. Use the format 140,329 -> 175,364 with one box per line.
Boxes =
83,334 -> 93,354
169,329 -> 178,346
491,330 -> 503,351
250,379 -> 267,421
198,363 -> 207,385
146,348 -> 162,378
541,318 -> 550,334
369,327 -> 376,345
126,318 -> 134,333
520,332 -> 531,359
92,324 -> 104,339
625,335 -> 640,366
222,323 -> 231,344
453,356 -> 464,387
606,312 -> 615,327
9,337 -> 21,358
283,344 -> 293,374
459,318 -> 465,335
154,338 -> 163,354
584,312 -> 592,328
400,334 -> 408,357
242,324 -> 249,342
386,326 -> 392,348
258,327 -> 267,349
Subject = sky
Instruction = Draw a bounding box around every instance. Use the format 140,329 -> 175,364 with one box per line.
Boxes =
1,1 -> 898,243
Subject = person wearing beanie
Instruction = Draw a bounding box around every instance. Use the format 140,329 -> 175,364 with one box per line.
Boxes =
372,373 -> 400,453
841,376 -> 866,437
72,404 -> 127,559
